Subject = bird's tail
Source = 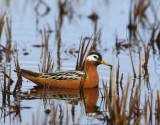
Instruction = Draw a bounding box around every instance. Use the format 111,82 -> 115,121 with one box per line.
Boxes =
14,69 -> 41,77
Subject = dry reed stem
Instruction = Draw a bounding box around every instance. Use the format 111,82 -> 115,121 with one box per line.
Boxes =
142,42 -> 150,69
113,90 -> 119,123
40,51 -> 54,73
103,84 -> 113,118
0,13 -> 6,42
51,102 -> 58,125
156,90 -> 160,124
135,29 -> 143,78
109,67 -> 114,101
121,75 -> 131,122
3,66 -> 7,102
71,100 -> 75,124
76,34 -> 97,70
103,65 -> 153,124
39,27 -> 54,73
116,60 -> 120,98
5,16 -> 12,51
144,94 -> 148,125
148,92 -> 153,124
128,43 -> 136,78
13,55 -> 22,95
7,65 -> 13,92
120,73 -> 124,94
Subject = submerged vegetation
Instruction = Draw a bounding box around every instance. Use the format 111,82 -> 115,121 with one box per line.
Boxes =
0,0 -> 160,124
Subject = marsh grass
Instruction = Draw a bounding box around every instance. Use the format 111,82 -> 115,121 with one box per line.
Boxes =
55,0 -> 69,70
38,27 -> 54,73
1,64 -> 13,105
39,51 -> 54,73
128,0 -> 160,56
40,27 -> 51,50
102,67 -> 155,124
128,28 -> 151,79
128,0 -> 150,41
0,13 -> 13,57
55,2 -> 65,69
0,63 -> 23,124
114,34 -> 131,56
75,34 -> 98,70
2,65 -> 13,94
33,26 -> 52,48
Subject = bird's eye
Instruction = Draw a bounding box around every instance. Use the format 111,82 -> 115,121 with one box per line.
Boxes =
93,56 -> 98,59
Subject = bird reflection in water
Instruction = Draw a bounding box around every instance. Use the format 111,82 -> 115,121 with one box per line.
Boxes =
27,86 -> 100,119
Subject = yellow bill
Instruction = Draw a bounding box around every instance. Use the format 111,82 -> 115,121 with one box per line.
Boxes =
100,60 -> 112,67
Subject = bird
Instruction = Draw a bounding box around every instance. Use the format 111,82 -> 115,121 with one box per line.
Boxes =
20,52 -> 112,89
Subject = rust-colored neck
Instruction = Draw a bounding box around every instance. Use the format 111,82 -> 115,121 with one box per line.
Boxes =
84,61 -> 97,71
83,60 -> 99,88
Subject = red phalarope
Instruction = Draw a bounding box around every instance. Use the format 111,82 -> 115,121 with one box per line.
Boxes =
20,52 -> 112,89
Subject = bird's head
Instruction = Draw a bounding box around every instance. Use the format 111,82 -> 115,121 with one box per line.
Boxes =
85,52 -> 112,67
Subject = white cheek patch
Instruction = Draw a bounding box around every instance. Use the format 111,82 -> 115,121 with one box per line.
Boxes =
86,54 -> 98,61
